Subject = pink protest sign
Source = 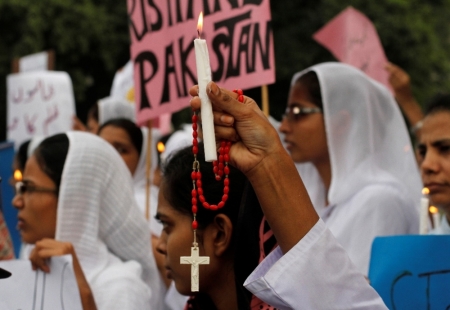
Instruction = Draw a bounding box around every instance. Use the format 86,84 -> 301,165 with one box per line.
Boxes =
313,7 -> 391,92
128,0 -> 275,125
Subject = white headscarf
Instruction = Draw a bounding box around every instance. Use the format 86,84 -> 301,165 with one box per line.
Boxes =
291,62 -> 422,210
56,132 -> 163,309
98,97 -> 136,125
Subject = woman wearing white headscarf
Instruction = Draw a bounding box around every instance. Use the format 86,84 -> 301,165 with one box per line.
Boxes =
13,132 -> 161,309
280,62 -> 422,274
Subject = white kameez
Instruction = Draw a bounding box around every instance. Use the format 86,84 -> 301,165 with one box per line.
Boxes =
244,219 -> 388,310
291,63 -> 422,275
57,132 -> 161,309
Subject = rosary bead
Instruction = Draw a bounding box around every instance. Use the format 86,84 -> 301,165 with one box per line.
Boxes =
213,166 -> 218,174
191,171 -> 197,180
193,146 -> 198,154
218,201 -> 225,208
203,202 -> 210,209
192,123 -> 197,130
224,154 -> 229,162
192,220 -> 198,230
218,163 -> 224,170
223,186 -> 229,194
199,195 -> 205,203
193,139 -> 198,146
196,180 -> 202,188
224,178 -> 229,186
222,194 -> 228,202
219,155 -> 224,162
196,171 -> 202,179
193,131 -> 198,138
224,166 -> 230,175
192,115 -> 198,123
198,188 -> 203,195
192,206 -> 198,213
192,189 -> 197,197
192,197 -> 197,205
210,204 -> 218,211
215,175 -> 222,181
224,146 -> 230,153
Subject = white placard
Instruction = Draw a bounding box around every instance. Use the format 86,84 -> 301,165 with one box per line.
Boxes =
19,51 -> 49,73
7,71 -> 76,148
0,255 -> 83,310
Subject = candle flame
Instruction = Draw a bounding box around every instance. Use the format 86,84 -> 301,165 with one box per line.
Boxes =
429,206 -> 439,214
157,141 -> 165,153
197,12 -> 203,39
14,169 -> 22,181
422,187 -> 430,195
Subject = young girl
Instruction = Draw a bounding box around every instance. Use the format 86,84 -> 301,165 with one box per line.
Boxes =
154,81 -> 387,309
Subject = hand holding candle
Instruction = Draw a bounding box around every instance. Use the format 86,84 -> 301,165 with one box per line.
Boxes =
195,12 -> 217,162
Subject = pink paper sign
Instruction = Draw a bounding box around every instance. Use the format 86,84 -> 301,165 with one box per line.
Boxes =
128,0 -> 275,125
313,7 -> 392,92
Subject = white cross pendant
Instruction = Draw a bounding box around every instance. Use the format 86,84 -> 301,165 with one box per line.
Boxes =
180,246 -> 210,292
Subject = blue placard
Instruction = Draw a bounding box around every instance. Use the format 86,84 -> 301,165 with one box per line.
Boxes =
0,141 -> 20,257
369,235 -> 450,310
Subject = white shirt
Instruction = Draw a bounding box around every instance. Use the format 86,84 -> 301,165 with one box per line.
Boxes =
244,219 -> 387,310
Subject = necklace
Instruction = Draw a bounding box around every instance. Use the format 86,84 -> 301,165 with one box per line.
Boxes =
181,89 -> 243,292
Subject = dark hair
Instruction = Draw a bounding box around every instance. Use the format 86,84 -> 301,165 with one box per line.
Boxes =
87,103 -> 99,122
98,118 -> 143,155
425,93 -> 450,116
15,140 -> 31,171
294,71 -> 323,109
34,134 -> 69,194
162,144 -> 262,309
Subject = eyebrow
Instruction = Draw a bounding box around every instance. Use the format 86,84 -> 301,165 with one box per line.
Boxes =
418,139 -> 450,148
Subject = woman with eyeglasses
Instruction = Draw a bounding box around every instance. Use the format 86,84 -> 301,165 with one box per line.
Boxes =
279,62 -> 422,275
12,132 -> 161,310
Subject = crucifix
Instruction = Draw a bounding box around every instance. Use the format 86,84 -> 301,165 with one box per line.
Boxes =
180,246 -> 210,292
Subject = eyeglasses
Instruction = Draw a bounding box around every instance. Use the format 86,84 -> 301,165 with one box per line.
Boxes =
282,105 -> 322,122
15,181 -> 57,196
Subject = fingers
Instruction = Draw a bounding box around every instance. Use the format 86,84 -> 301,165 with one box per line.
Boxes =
191,96 -> 235,126
29,239 -> 75,273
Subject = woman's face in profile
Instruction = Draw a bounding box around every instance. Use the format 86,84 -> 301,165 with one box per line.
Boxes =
279,82 -> 329,164
12,155 -> 58,244
418,111 -> 450,211
99,125 -> 140,175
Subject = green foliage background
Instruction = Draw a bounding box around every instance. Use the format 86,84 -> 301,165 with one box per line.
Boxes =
2,0 -> 450,141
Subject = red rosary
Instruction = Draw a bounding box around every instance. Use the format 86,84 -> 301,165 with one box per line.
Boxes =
190,89 -> 244,230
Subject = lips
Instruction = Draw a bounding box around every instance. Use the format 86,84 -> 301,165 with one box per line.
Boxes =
424,183 -> 447,193
16,216 -> 25,230
164,267 -> 173,279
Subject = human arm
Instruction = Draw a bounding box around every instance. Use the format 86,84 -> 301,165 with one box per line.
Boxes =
385,62 -> 424,135
189,82 -> 319,254
29,238 -> 97,310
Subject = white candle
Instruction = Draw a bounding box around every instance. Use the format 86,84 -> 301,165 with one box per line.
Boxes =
194,12 -> 217,162
429,206 -> 441,230
419,188 -> 429,234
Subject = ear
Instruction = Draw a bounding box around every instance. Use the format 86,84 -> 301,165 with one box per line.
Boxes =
203,214 -> 233,257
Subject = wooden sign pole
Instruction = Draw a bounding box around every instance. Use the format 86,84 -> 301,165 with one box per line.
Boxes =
145,120 -> 153,220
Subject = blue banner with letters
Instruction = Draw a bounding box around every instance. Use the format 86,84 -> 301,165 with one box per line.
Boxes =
369,235 -> 450,309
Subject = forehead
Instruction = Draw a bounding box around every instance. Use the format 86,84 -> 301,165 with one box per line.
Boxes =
99,126 -> 131,144
288,82 -> 316,107
420,112 -> 450,144
23,155 -> 55,186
